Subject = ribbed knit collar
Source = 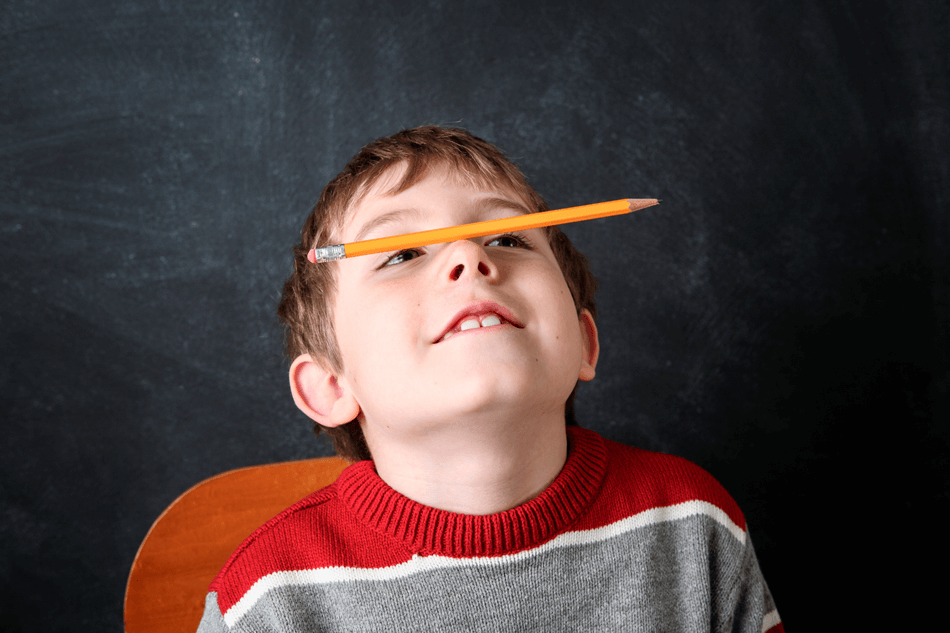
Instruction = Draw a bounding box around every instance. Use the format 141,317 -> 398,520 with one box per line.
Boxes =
335,426 -> 607,558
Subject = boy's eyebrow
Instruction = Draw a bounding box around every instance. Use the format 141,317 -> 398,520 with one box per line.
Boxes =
354,207 -> 425,243
353,197 -> 530,243
472,196 -> 532,219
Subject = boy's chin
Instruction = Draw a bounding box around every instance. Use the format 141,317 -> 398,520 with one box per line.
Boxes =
433,341 -> 547,374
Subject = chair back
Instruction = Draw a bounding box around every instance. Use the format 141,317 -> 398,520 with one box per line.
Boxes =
124,456 -> 349,632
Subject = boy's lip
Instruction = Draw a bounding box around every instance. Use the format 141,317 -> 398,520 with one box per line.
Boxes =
435,300 -> 524,344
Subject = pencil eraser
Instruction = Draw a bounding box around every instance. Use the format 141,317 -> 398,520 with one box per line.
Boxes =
307,249 -> 317,263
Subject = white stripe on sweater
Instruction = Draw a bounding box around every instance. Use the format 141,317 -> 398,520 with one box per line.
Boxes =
761,609 -> 782,632
223,499 -> 745,627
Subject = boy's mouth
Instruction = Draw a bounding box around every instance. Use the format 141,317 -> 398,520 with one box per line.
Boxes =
435,301 -> 523,343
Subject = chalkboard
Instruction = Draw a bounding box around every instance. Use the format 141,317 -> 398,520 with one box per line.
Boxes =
1,0 -> 947,629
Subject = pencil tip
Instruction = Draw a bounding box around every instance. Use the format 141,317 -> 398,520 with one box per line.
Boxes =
626,198 -> 660,211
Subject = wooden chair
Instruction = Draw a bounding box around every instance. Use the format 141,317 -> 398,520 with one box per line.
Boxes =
124,456 -> 349,632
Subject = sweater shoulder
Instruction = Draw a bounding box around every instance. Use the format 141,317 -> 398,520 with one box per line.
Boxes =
205,462 -> 420,616
207,483 -> 341,593
586,437 -> 746,532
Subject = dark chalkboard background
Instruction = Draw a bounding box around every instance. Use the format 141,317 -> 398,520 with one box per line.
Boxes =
2,0 -> 947,630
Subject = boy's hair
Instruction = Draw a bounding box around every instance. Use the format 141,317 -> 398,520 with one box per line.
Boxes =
277,126 -> 598,462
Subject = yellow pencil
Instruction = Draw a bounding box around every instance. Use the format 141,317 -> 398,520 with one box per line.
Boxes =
307,198 -> 658,263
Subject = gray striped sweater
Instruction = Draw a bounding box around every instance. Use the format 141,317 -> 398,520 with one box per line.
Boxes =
198,427 -> 783,632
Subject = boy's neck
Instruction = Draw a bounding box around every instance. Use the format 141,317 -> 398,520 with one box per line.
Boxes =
365,414 -> 569,516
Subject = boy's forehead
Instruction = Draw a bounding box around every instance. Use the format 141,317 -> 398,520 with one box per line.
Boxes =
350,163 -> 415,210
341,162 -> 529,237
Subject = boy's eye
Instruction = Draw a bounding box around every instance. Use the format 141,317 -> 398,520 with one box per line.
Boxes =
486,233 -> 533,249
380,232 -> 532,268
382,248 -> 423,267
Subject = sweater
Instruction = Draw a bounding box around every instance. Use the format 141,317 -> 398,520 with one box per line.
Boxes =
197,427 -> 783,632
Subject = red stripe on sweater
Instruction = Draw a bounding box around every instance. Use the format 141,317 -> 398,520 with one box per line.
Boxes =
575,437 -> 746,534
210,487 -> 415,611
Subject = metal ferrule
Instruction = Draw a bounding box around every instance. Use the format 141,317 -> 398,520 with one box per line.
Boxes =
312,244 -> 346,262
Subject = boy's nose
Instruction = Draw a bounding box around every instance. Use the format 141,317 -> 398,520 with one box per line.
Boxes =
444,240 -> 496,282
450,261 -> 490,280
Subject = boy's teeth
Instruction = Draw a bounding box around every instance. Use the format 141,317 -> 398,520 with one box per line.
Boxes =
440,312 -> 506,341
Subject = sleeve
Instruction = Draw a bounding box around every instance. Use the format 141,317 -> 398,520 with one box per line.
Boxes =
196,592 -> 229,633
719,526 -> 784,633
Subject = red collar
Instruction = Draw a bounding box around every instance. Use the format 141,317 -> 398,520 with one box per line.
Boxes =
336,426 -> 608,557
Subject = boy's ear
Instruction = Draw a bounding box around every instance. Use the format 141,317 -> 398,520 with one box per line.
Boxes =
289,354 -> 360,428
578,309 -> 599,382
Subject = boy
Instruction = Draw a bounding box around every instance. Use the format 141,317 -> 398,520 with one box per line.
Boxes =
197,127 -> 782,632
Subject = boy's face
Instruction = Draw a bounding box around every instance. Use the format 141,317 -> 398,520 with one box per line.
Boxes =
330,164 -> 595,446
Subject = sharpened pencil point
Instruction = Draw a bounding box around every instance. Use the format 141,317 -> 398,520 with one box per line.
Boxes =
626,198 -> 660,212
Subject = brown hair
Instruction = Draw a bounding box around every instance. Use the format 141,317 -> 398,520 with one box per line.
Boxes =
277,126 -> 598,461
